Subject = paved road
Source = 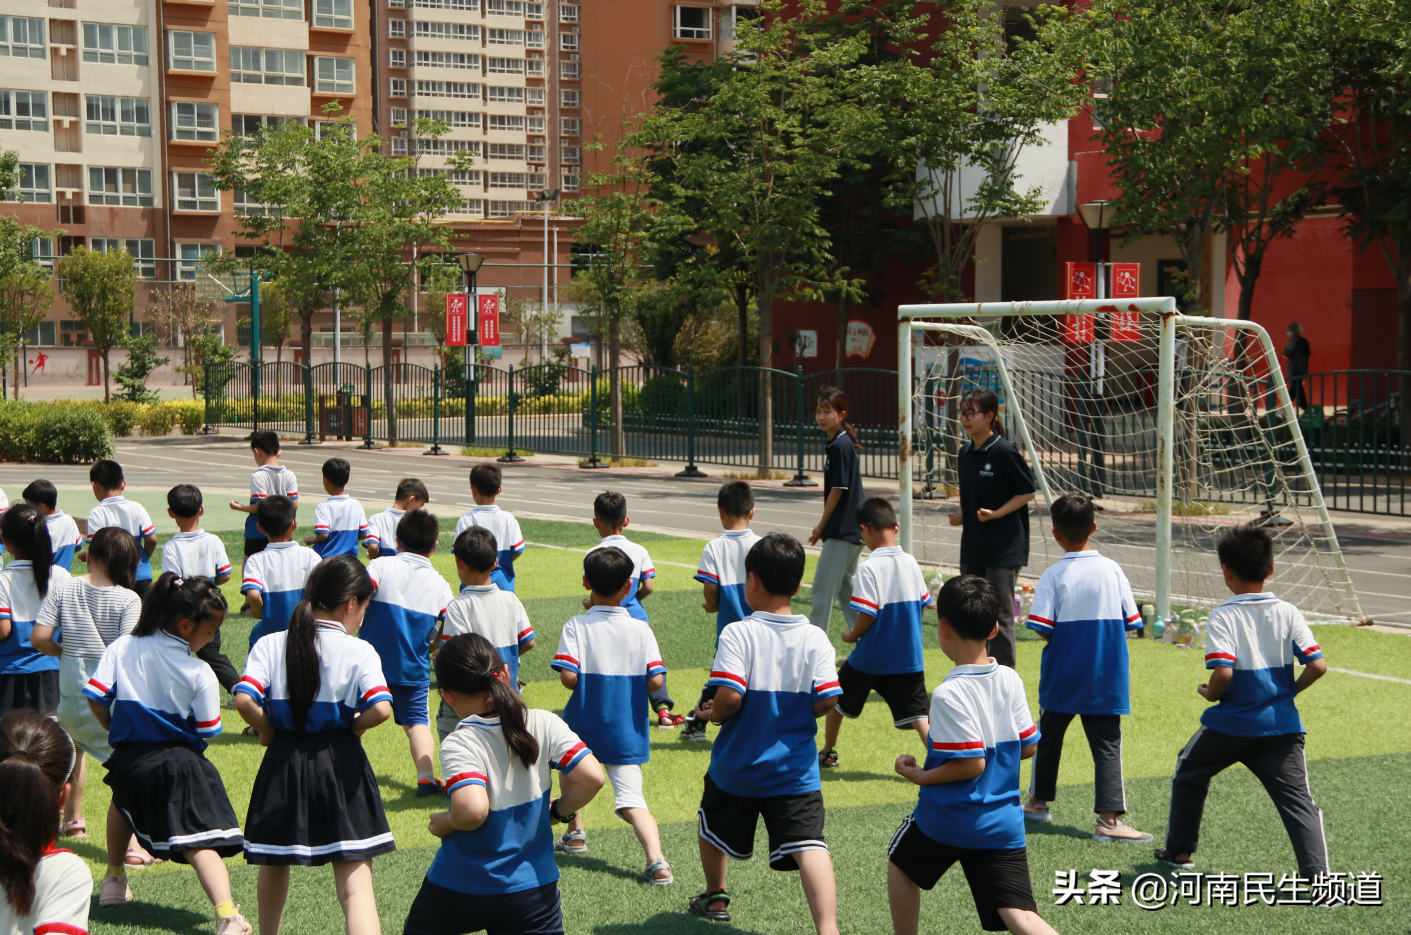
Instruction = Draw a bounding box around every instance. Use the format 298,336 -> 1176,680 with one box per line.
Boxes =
6,436 -> 1410,626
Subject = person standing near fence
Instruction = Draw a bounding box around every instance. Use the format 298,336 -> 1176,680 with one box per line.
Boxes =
1282,322 -> 1310,411
948,388 -> 1036,669
807,388 -> 864,634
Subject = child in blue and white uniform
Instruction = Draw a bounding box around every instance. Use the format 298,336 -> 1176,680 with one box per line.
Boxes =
549,546 -> 671,883
83,573 -> 250,933
82,459 -> 158,595
22,480 -> 82,571
362,509 -> 452,795
0,505 -> 67,717
405,632 -> 603,935
436,527 -> 534,741
454,464 -> 525,591
241,496 -> 321,647
307,458 -> 369,559
229,430 -> 298,593
162,484 -> 240,698
364,477 -> 429,559
235,554 -> 395,935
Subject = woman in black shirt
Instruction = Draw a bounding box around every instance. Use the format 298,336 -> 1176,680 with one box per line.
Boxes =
949,387 -> 1036,668
1282,322 -> 1310,411
807,387 -> 864,633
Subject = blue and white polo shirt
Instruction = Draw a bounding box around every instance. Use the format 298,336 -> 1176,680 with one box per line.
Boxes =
364,508 -> 404,557
913,660 -> 1039,850
694,529 -> 760,638
362,552 -> 452,686
705,611 -> 843,797
1201,591 -> 1323,737
240,541 -> 321,646
586,535 -> 655,624
440,585 -> 535,685
313,494 -> 370,558
429,708 -> 590,895
846,545 -> 930,675
83,631 -> 224,749
551,605 -> 666,765
1025,550 -> 1142,715
0,562 -> 69,676
45,510 -> 83,571
455,506 -> 526,591
86,496 -> 158,582
246,465 -> 299,539
160,530 -> 233,581
236,621 -> 393,733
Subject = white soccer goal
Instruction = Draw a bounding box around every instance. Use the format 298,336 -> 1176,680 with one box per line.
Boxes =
897,298 -> 1363,623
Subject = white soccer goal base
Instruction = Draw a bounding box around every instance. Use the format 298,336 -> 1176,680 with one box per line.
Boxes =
897,298 -> 1363,624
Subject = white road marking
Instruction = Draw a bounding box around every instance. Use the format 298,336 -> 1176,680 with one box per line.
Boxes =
1329,667 -> 1411,686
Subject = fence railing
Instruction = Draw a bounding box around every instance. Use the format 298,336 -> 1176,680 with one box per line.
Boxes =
201,361 -> 1411,514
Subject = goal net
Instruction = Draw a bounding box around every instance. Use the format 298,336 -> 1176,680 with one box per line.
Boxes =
898,298 -> 1362,623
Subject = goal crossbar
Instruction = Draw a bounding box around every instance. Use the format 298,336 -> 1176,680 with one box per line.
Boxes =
896,298 -> 1362,621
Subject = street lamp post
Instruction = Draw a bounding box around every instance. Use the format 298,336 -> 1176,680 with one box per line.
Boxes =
455,252 -> 485,446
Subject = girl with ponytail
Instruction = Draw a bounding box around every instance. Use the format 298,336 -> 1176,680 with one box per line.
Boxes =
0,710 -> 91,934
234,554 -> 394,935
0,505 -> 66,719
404,632 -> 604,935
806,387 -> 867,639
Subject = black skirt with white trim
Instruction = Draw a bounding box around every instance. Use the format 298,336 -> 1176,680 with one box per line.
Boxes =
243,729 -> 396,866
104,741 -> 244,863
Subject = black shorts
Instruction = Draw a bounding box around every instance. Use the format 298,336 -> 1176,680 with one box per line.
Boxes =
887,814 -> 1037,932
403,879 -> 562,935
836,662 -> 929,727
244,537 -> 269,557
0,669 -> 60,716
697,772 -> 826,871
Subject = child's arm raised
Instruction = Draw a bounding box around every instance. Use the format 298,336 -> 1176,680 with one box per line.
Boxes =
894,753 -> 985,785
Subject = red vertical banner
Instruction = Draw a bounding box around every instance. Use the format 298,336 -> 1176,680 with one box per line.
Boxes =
478,294 -> 501,358
1063,262 -> 1097,344
444,293 -> 468,347
1110,262 -> 1140,299
1111,304 -> 1142,343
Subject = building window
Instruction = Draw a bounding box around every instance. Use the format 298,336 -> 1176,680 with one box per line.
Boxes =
0,18 -> 46,59
391,107 -> 408,125
418,168 -> 481,184
0,91 -> 47,131
389,49 -> 406,68
527,115 -> 545,133
171,101 -> 218,142
91,238 -> 156,277
231,48 -> 306,85
560,117 -> 580,136
416,51 -> 479,69
489,172 -> 530,188
561,145 -> 580,163
82,24 -> 148,65
23,321 -> 56,345
233,188 -> 274,215
559,32 -> 578,51
232,113 -> 303,136
726,4 -> 760,39
88,167 -> 153,206
314,120 -> 354,140
417,109 -> 479,127
14,164 -> 51,203
391,138 -> 407,155
487,144 -> 525,160
525,3 -> 543,19
525,30 -> 544,48
415,21 -> 477,39
389,19 -> 406,37
488,200 -> 528,218
229,0 -> 304,18
525,59 -> 544,77
85,95 -> 150,135
526,144 -> 544,161
389,0 -> 406,8
485,0 -> 524,13
390,79 -> 408,97
559,4 -> 578,21
487,28 -> 523,45
313,56 -> 355,94
168,31 -> 216,71
559,61 -> 579,80
487,86 -> 524,103
525,87 -> 545,105
559,89 -> 580,107
414,0 -> 476,9
487,114 -> 524,132
313,0 -> 354,29
447,199 -> 483,216
673,6 -> 711,39
173,174 -> 219,212
414,138 -> 479,155
486,57 -> 523,74
561,172 -> 579,192
177,243 -> 220,280
415,81 -> 478,98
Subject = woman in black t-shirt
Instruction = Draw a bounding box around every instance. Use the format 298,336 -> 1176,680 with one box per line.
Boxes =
949,387 -> 1036,668
1282,322 -> 1311,411
807,387 -> 864,633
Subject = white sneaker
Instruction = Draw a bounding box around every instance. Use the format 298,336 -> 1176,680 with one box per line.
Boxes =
1022,801 -> 1052,823
1093,818 -> 1155,843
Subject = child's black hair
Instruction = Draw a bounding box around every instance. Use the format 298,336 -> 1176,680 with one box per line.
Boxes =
1217,524 -> 1274,583
133,572 -> 227,638
286,556 -> 374,731
396,477 -> 430,503
89,459 -> 123,491
256,495 -> 298,539
436,633 -> 539,768
584,546 -> 633,597
0,506 -> 51,598
745,532 -> 805,597
816,386 -> 861,448
167,484 -> 203,519
717,480 -> 754,517
470,463 -> 504,498
88,526 -> 139,592
1050,493 -> 1095,544
322,457 -> 351,488
0,710 -> 74,917
935,575 -> 1000,641
594,490 -> 627,529
20,480 -> 56,510
453,526 -> 497,573
249,429 -> 280,456
856,496 -> 897,530
395,508 -> 439,554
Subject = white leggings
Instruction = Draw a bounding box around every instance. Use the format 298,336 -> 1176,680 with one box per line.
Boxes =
604,763 -> 648,813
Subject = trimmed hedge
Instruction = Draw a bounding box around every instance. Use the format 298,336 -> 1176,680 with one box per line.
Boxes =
0,402 -> 114,463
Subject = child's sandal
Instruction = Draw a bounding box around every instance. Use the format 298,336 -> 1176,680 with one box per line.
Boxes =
689,890 -> 731,922
554,830 -> 587,856
1153,848 -> 1195,869
59,818 -> 87,839
819,749 -> 839,769
643,858 -> 673,886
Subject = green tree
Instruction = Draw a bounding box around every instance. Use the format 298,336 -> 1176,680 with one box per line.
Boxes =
0,214 -> 59,399
113,333 -> 170,405
57,246 -> 135,402
148,282 -> 219,397
0,150 -> 19,203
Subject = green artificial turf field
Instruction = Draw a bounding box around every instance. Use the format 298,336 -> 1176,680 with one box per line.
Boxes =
64,516 -> 1409,934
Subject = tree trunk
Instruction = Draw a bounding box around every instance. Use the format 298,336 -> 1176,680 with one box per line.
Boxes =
757,276 -> 774,479
1235,251 -> 1262,321
735,281 -> 748,418
835,292 -> 849,371
102,347 -> 111,403
1185,226 -> 1209,317
382,313 -> 397,446
609,313 -> 623,459
301,307 -> 314,375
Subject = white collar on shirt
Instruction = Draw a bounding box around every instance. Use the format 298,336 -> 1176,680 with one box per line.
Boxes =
599,534 -> 628,545
458,713 -> 502,730
472,504 -> 501,514
1062,550 -> 1100,559
172,530 -> 208,540
748,610 -> 810,627
316,619 -> 347,634
156,629 -> 193,655
258,465 -> 286,473
384,507 -> 405,516
7,560 -> 30,569
397,552 -> 433,569
265,541 -> 298,550
326,494 -> 349,501
944,659 -> 1000,679
462,584 -> 500,594
49,510 -> 66,519
100,496 -> 127,505
586,605 -> 630,617
1221,591 -> 1278,605
720,529 -> 754,539
870,545 -> 904,556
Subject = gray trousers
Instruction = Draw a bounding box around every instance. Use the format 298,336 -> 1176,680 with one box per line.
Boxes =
1165,727 -> 1328,876
808,539 -> 862,633
1030,710 -> 1126,814
958,563 -> 1019,668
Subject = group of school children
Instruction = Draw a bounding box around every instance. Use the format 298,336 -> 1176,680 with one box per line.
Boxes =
0,418 -> 1337,935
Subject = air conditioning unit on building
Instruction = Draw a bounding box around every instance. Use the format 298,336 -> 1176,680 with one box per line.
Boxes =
569,53 -> 578,60
399,130 -> 409,137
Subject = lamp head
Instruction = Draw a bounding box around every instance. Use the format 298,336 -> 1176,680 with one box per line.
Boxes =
455,253 -> 485,274
1078,200 -> 1113,231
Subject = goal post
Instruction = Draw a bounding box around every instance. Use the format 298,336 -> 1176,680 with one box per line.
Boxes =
897,298 -> 1363,623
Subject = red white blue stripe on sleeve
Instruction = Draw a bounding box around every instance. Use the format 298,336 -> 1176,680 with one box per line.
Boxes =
1205,651 -> 1237,669
358,684 -> 393,711
445,770 -> 488,793
511,539 -> 526,555
34,923 -> 88,934
848,595 -> 880,614
81,677 -> 114,706
0,606 -> 10,621
1293,642 -> 1323,665
517,627 -> 536,646
931,738 -> 985,758
1019,723 -> 1038,743
694,568 -> 719,582
553,740 -> 590,773
195,715 -> 223,738
813,679 -> 843,700
550,653 -> 580,675
140,524 -> 156,537
234,676 -> 265,705
216,562 -> 233,576
646,659 -> 667,678
363,532 -> 380,543
642,566 -> 656,578
706,670 -> 747,692
241,576 -> 264,594
1025,614 -> 1055,635
314,524 -> 331,532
